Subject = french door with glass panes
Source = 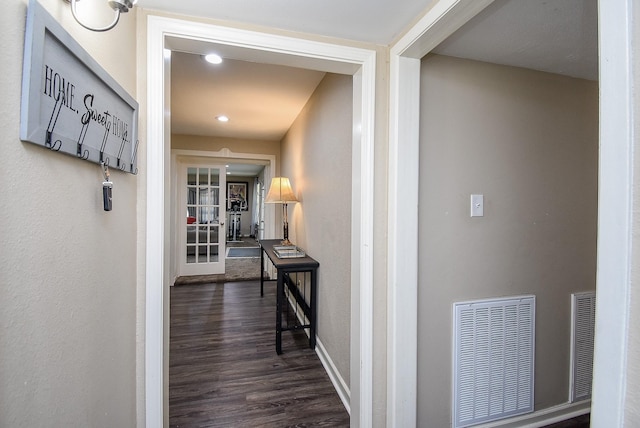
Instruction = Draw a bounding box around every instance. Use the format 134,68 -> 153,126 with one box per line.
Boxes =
179,164 -> 226,276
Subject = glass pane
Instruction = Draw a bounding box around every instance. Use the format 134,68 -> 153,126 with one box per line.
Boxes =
209,226 -> 219,243
186,246 -> 195,263
209,245 -> 219,262
198,187 -> 209,205
186,226 -> 196,244
198,168 -> 208,186
198,208 -> 213,224
187,168 -> 197,186
212,207 -> 219,224
187,206 -> 196,222
187,187 -> 197,205
197,246 -> 207,263
211,188 -> 219,205
198,226 -> 207,243
210,169 -> 220,186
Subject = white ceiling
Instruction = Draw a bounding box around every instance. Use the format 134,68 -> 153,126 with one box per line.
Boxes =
171,52 -> 326,140
433,0 -> 598,81
159,0 -> 598,174
170,52 -> 325,177
137,0 -> 436,45
225,162 -> 266,177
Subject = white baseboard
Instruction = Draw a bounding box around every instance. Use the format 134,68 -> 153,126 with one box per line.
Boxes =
473,400 -> 591,428
283,293 -> 351,414
314,337 -> 351,415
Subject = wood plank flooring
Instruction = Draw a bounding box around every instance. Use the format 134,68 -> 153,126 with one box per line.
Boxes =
542,414 -> 590,428
169,280 -> 350,427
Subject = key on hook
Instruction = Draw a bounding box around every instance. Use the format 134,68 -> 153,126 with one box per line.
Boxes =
101,162 -> 113,211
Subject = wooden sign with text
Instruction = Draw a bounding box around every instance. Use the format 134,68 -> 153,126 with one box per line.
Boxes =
20,0 -> 139,174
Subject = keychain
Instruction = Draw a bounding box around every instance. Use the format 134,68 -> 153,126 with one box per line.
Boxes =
101,162 -> 113,211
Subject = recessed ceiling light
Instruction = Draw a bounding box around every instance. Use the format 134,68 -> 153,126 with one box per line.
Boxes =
216,115 -> 229,122
204,53 -> 223,64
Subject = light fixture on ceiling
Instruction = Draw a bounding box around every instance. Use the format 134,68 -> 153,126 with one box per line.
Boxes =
63,0 -> 137,32
204,53 -> 223,64
216,115 -> 229,122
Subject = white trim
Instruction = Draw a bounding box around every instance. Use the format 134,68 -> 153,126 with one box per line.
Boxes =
315,338 -> 351,415
591,0 -> 634,425
387,1 -> 495,426
386,54 -> 420,428
350,57 -> 377,428
392,0 -> 495,59
284,292 -> 351,415
471,400 -> 591,428
146,15 -> 376,427
145,15 -> 166,428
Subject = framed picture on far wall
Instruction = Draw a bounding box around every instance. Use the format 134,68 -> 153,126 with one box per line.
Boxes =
227,181 -> 248,211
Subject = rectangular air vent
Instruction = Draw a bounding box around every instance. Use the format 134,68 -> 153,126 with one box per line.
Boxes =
453,296 -> 535,428
570,292 -> 596,402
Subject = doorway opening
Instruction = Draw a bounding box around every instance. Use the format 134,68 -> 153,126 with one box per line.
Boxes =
146,16 -> 376,426
388,0 -> 629,426
170,149 -> 273,286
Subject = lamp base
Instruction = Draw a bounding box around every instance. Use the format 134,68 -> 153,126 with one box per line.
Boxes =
280,238 -> 293,246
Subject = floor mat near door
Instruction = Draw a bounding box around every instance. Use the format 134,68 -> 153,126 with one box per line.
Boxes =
226,247 -> 261,258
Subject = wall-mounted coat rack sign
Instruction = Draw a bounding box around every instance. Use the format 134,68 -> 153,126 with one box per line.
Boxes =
20,0 -> 139,174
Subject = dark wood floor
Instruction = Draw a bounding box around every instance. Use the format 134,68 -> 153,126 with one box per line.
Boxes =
169,280 -> 350,427
543,413 -> 590,427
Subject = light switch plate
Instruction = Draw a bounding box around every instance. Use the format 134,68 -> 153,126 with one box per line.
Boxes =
471,194 -> 483,217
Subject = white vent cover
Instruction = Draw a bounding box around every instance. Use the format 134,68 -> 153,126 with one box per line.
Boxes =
453,296 -> 535,428
570,291 -> 596,402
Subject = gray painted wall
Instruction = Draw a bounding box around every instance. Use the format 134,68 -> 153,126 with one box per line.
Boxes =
0,0 -> 138,426
417,55 -> 598,426
281,73 -> 353,386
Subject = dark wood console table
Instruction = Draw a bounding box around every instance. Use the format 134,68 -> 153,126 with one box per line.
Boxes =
260,239 -> 319,354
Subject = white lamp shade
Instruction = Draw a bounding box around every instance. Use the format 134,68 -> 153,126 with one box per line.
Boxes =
265,177 -> 298,203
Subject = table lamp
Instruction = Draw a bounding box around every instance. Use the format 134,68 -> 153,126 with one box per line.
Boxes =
265,177 -> 298,246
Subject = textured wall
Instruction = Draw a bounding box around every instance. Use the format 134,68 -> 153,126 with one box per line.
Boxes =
281,73 -> 353,386
417,55 -> 598,426
0,0 -> 138,426
625,0 -> 640,423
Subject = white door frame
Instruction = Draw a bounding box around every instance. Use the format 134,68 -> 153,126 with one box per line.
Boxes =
170,148 -> 277,285
387,0 -> 634,426
146,16 -> 376,427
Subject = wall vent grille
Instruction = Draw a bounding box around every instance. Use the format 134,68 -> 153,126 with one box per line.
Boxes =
453,296 -> 535,428
570,292 -> 596,402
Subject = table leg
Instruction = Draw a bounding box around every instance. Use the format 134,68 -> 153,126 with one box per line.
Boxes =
276,270 -> 284,355
310,268 -> 317,350
260,247 -> 265,297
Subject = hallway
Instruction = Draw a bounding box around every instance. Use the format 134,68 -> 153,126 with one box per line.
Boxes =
174,237 -> 262,285
169,280 -> 349,427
